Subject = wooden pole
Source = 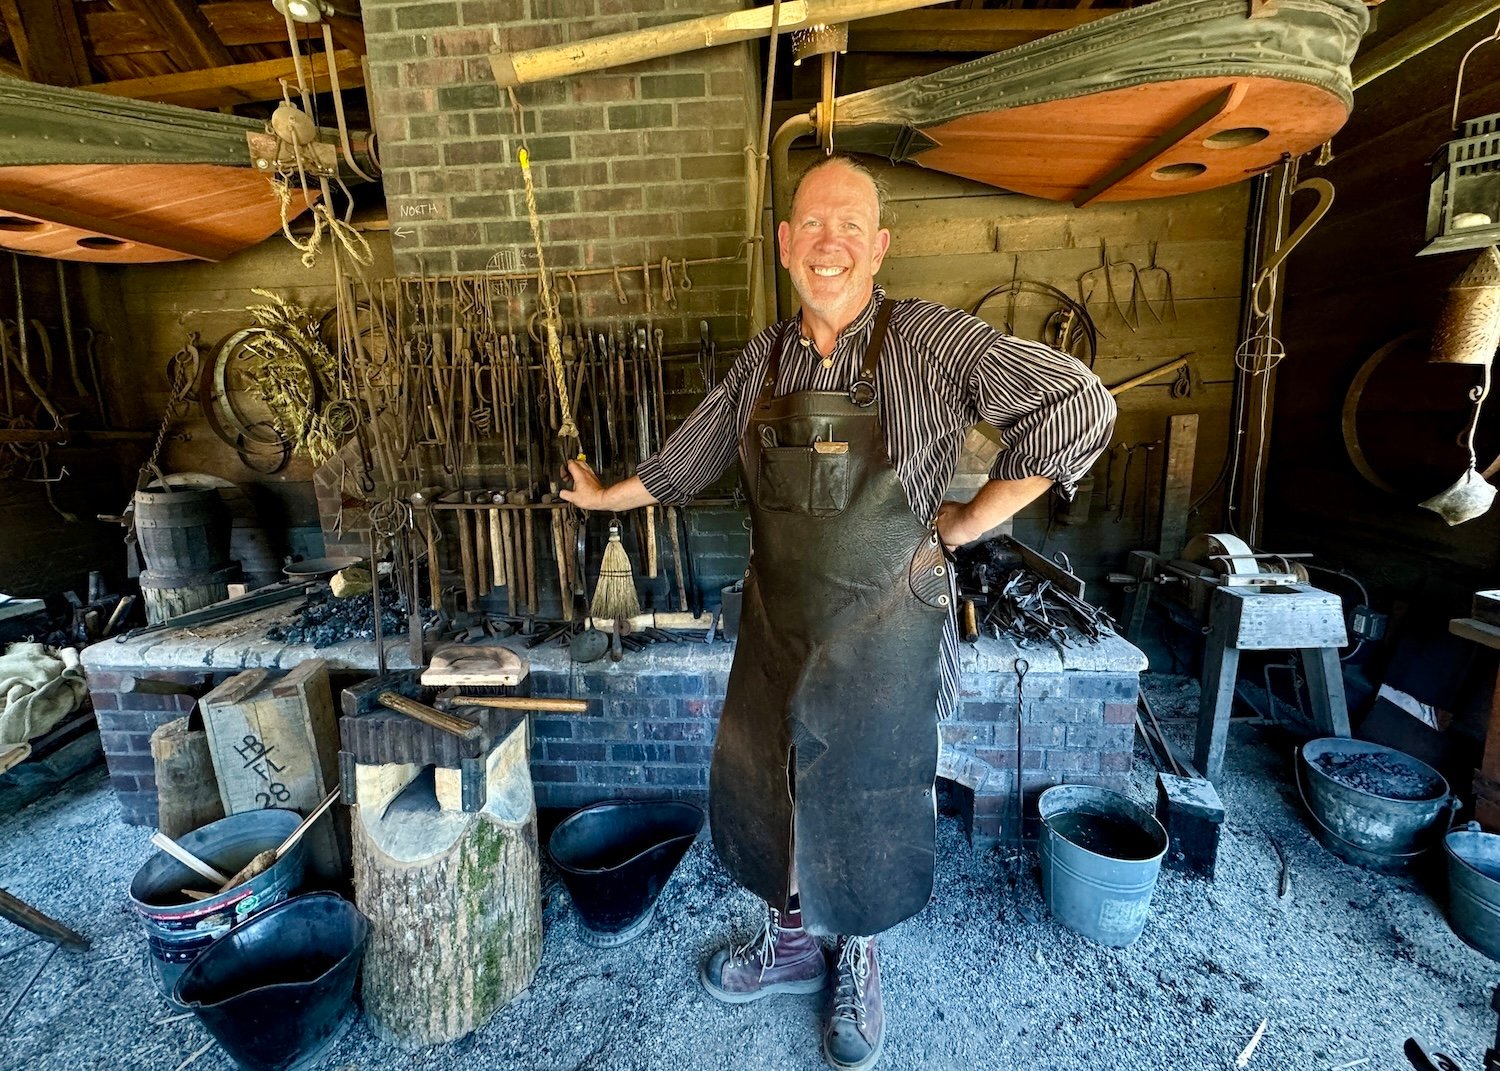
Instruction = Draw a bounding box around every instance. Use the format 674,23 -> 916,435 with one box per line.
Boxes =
1353,0 -> 1500,90
489,0 -> 951,88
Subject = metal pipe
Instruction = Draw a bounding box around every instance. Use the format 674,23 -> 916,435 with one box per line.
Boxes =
769,111 -> 817,321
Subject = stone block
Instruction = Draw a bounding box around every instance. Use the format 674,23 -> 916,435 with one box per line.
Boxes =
1156,773 -> 1224,880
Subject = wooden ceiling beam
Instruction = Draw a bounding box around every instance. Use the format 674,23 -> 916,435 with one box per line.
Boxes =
80,48 -> 365,109
847,9 -> 1113,52
0,0 -> 91,86
85,4 -> 320,59
119,0 -> 236,71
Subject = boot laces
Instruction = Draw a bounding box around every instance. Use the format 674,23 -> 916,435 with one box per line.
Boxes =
729,906 -> 783,976
832,937 -> 871,1027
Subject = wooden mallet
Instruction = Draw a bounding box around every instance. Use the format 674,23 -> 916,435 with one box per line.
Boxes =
216,788 -> 341,893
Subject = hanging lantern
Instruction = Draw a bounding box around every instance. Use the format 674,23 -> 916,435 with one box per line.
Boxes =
1430,245 -> 1500,364
1421,113 -> 1500,256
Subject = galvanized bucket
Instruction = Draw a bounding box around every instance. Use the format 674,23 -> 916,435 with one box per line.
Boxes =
1038,785 -> 1167,948
1444,822 -> 1500,961
1297,737 -> 1456,872
127,808 -> 307,1001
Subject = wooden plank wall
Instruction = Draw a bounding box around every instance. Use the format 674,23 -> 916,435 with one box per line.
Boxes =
95,233 -> 396,579
848,156 -> 1246,582
1269,9 -> 1500,615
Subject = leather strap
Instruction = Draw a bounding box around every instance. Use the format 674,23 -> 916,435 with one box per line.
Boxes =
761,297 -> 893,399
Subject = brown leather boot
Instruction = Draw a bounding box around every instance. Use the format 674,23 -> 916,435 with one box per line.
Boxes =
699,900 -> 828,1003
823,936 -> 884,1071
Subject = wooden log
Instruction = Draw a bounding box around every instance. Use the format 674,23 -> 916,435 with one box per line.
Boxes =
352,716 -> 541,1049
488,0 -> 950,88
150,714 -> 225,840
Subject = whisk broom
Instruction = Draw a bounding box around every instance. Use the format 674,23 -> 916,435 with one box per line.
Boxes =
591,519 -> 639,621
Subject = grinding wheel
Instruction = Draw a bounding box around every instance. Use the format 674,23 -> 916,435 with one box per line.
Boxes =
1182,532 -> 1261,579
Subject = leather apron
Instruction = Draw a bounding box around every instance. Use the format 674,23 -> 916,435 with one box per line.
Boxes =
709,301 -> 952,937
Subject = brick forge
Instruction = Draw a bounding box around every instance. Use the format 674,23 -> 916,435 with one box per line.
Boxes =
517,635 -> 1144,851
83,627 -> 1143,846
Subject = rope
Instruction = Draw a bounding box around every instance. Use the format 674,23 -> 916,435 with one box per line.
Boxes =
270,176 -> 374,270
509,87 -> 581,451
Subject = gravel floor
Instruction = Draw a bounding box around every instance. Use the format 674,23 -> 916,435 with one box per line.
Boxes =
2,672 -> 1497,1071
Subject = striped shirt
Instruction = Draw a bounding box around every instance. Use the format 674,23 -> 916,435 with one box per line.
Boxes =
637,286 -> 1117,716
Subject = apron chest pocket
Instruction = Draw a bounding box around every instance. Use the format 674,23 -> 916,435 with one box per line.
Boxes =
759,445 -> 849,516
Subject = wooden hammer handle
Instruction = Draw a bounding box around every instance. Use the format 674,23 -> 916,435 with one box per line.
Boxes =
378,691 -> 483,740
460,696 -> 589,713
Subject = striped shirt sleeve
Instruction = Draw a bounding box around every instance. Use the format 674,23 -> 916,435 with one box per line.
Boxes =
965,327 -> 1116,500
636,326 -> 773,506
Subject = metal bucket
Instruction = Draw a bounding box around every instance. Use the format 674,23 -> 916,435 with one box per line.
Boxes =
175,892 -> 368,1071
1445,822 -> 1500,961
549,799 -> 703,947
127,809 -> 306,1001
1038,785 -> 1167,948
1297,737 -> 1456,872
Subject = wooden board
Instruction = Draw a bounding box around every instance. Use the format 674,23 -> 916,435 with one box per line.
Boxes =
910,77 -> 1349,204
0,163 -> 314,264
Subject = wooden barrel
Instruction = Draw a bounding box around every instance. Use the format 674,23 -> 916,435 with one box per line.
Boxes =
139,563 -> 240,625
134,488 -> 232,576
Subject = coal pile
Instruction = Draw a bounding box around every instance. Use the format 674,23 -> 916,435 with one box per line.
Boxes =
1313,749 -> 1445,801
266,588 -> 408,648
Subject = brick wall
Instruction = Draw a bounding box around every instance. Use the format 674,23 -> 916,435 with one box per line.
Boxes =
90,653 -> 1137,847
361,0 -> 759,346
89,668 -> 215,826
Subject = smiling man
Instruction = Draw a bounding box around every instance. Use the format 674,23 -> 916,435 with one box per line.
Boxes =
562,155 -> 1115,1070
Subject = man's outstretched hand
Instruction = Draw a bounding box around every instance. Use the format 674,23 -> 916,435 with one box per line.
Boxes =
559,465 -> 657,514
559,459 -> 606,511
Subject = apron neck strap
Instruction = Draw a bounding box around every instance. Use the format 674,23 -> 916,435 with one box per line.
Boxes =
760,298 -> 893,400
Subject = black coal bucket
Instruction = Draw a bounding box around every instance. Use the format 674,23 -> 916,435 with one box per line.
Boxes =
174,892 -> 368,1071
549,799 -> 703,947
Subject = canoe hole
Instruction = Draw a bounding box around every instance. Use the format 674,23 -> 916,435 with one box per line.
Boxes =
1204,127 -> 1271,149
0,216 -> 43,232
1151,162 -> 1208,181
77,235 -> 129,250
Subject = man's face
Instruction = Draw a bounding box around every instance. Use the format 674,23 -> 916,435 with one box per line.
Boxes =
777,163 -> 891,331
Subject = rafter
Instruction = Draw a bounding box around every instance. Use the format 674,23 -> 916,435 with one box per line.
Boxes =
118,0 -> 236,71
0,0 -> 90,86
81,48 -> 364,109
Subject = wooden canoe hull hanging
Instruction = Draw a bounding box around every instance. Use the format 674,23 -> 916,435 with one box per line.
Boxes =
0,81 -> 374,263
829,0 -> 1369,204
0,164 -> 314,264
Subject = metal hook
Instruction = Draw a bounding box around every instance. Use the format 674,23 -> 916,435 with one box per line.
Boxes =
611,266 -> 628,306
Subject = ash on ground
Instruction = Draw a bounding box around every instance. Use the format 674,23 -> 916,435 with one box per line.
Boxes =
3,673 -> 1496,1071
265,588 -> 408,648
1313,749 -> 1445,801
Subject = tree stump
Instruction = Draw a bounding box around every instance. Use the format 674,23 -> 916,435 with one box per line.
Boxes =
351,714 -> 540,1048
150,714 -> 224,839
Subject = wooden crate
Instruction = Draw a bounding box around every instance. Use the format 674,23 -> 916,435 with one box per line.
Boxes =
199,660 -> 339,816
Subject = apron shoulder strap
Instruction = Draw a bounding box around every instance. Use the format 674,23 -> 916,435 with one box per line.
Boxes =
858,298 -> 895,384
758,318 -> 798,401
846,298 -> 894,407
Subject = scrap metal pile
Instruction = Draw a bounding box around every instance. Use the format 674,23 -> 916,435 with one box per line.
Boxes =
982,568 -> 1116,648
958,537 -> 1115,649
